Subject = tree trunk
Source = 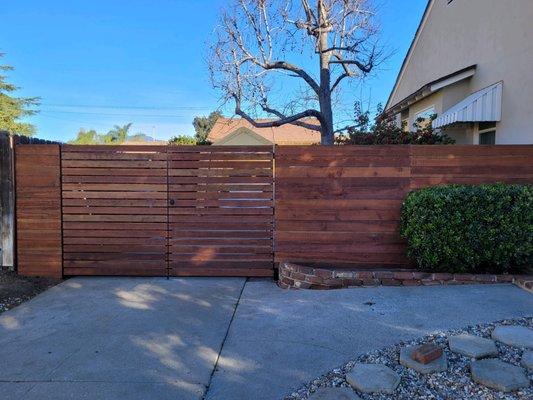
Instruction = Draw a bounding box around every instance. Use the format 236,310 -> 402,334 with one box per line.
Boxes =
319,90 -> 334,145
318,0 -> 334,145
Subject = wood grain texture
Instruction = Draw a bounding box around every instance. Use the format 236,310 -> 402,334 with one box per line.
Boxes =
61,147 -> 168,276
274,145 -> 533,269
168,146 -> 274,277
16,144 -> 62,278
274,146 -> 410,268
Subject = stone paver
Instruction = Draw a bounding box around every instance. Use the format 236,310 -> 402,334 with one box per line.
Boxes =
470,358 -> 529,392
400,346 -> 447,374
521,351 -> 533,370
346,364 -> 400,394
308,387 -> 361,400
448,334 -> 498,359
492,325 -> 533,349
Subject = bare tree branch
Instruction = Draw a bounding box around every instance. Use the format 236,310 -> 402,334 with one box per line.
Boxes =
209,0 -> 383,145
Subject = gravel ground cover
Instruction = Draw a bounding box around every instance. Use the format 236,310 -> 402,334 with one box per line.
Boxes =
0,270 -> 62,313
285,317 -> 532,400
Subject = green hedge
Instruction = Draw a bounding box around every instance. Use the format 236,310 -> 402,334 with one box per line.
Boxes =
400,183 -> 533,273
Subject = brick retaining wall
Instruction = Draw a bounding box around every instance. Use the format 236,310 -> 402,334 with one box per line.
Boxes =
278,262 -> 533,292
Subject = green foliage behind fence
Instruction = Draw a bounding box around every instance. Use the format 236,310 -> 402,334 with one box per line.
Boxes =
400,183 -> 533,274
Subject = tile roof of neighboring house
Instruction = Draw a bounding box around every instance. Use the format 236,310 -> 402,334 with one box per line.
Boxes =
207,117 -> 321,145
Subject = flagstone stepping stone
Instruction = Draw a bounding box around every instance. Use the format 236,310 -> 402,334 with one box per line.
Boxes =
470,358 -> 529,392
400,346 -> 447,374
448,334 -> 498,359
346,364 -> 400,394
521,351 -> 533,370
308,387 -> 361,400
492,325 -> 533,349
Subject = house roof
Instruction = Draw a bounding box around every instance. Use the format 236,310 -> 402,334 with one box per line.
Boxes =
385,64 -> 477,116
385,0 -> 435,110
207,117 -> 321,145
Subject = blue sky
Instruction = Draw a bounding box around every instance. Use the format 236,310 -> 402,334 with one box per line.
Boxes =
0,0 -> 427,142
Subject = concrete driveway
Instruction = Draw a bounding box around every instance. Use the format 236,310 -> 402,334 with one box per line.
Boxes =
0,278 -> 531,400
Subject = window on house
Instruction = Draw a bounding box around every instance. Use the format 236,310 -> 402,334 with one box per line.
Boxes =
478,122 -> 497,144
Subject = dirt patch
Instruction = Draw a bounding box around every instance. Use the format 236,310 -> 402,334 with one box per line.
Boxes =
0,270 -> 63,314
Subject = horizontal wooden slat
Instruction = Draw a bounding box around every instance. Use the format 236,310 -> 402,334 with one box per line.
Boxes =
16,145 -> 62,278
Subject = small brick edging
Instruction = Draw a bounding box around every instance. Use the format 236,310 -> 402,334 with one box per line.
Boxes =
278,262 -> 533,292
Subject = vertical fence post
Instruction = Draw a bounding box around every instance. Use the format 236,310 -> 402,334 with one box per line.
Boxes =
0,131 -> 15,270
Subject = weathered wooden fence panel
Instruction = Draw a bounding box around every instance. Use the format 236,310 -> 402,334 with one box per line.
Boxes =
61,145 -> 168,276
15,145 -> 62,277
0,132 -> 15,269
168,146 -> 274,276
275,146 -> 412,268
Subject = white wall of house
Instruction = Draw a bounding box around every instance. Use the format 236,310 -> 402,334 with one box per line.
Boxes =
388,0 -> 533,144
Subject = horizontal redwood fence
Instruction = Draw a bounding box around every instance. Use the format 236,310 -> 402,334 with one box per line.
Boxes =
14,144 -> 533,278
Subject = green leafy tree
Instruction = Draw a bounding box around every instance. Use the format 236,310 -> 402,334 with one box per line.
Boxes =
0,55 -> 39,136
103,123 -> 133,144
69,128 -> 100,144
168,135 -> 196,145
193,111 -> 221,144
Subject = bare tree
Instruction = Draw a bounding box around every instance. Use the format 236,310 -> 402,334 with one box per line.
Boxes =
209,0 -> 382,145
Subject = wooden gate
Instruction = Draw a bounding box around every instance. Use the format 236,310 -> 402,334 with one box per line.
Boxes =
167,146 -> 274,276
61,146 -> 168,276
58,145 -> 274,277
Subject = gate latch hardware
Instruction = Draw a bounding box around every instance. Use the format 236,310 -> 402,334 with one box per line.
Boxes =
169,199 -> 175,205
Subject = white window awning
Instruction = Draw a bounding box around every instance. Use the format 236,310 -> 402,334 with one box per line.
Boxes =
433,81 -> 503,128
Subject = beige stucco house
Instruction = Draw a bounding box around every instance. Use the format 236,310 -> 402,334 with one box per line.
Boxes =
207,117 -> 321,145
385,0 -> 533,144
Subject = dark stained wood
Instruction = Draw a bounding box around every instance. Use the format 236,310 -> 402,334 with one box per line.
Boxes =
61,146 -> 168,276
168,146 -> 274,277
274,145 -> 533,269
17,143 -> 532,278
15,144 -> 62,278
274,145 -> 411,268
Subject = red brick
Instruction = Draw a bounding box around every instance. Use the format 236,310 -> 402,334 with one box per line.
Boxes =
421,280 -> 441,286
279,276 -> 294,286
454,274 -> 476,282
374,271 -> 394,279
291,271 -> 307,281
474,274 -> 496,283
380,278 -> 402,286
362,279 -> 380,286
309,284 -> 330,290
342,278 -> 363,287
305,275 -> 324,284
433,273 -> 453,281
315,269 -> 334,279
297,265 -> 315,275
355,271 -> 374,280
412,272 -> 432,280
496,275 -> 515,283
412,344 -> 443,365
323,278 -> 344,287
394,271 -> 414,280
402,280 -> 421,286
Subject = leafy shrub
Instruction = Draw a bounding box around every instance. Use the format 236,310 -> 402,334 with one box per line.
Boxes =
400,184 -> 533,273
336,102 -> 455,145
168,135 -> 197,145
